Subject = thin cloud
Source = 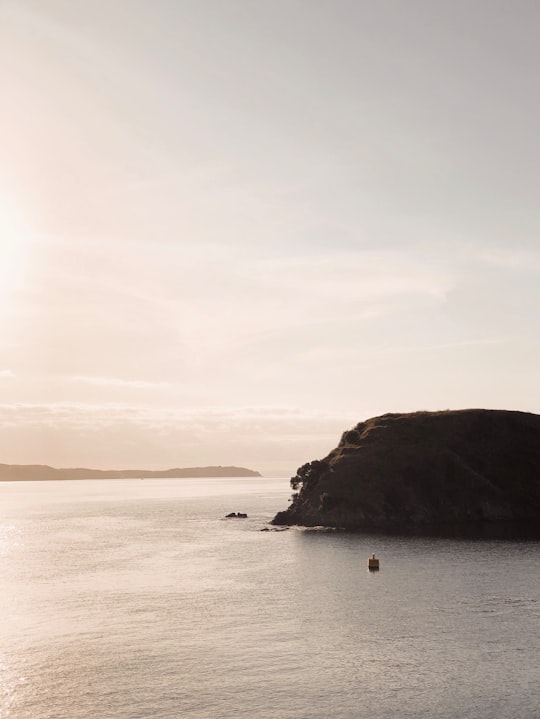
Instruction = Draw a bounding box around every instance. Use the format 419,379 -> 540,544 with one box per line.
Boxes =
0,402 -> 357,441
379,337 -> 512,356
71,375 -> 171,389
0,402 -> 358,473
469,247 -> 540,271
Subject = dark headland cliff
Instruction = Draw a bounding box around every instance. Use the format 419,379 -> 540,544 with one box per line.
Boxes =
0,465 -> 261,481
272,409 -> 540,533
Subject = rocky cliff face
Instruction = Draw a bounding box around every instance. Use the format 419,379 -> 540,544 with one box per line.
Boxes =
272,409 -> 540,531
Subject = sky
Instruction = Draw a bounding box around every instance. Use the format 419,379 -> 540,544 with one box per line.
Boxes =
1,0 -> 539,475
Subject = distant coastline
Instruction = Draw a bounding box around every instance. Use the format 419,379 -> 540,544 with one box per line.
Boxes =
0,464 -> 262,481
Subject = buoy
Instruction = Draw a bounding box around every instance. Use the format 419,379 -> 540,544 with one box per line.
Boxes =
368,553 -> 379,570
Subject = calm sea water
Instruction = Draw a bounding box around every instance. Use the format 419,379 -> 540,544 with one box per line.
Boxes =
0,477 -> 538,719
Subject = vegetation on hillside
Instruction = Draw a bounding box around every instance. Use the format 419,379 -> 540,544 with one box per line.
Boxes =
273,409 -> 540,532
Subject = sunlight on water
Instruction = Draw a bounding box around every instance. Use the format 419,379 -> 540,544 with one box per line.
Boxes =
0,479 -> 538,719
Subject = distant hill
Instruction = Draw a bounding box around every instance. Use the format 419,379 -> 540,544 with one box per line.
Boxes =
0,464 -> 261,481
272,409 -> 540,533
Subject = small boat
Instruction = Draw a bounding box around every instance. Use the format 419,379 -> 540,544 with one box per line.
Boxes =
368,554 -> 379,570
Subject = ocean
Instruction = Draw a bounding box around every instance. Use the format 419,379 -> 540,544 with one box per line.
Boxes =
0,477 -> 538,719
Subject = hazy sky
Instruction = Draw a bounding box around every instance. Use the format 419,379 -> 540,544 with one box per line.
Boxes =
1,0 -> 539,475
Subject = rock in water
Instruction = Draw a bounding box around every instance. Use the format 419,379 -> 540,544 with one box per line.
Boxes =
272,409 -> 540,532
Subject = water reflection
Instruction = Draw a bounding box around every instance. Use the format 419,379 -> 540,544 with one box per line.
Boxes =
373,520 -> 540,541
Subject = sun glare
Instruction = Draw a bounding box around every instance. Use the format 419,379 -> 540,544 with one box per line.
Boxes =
0,194 -> 31,293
